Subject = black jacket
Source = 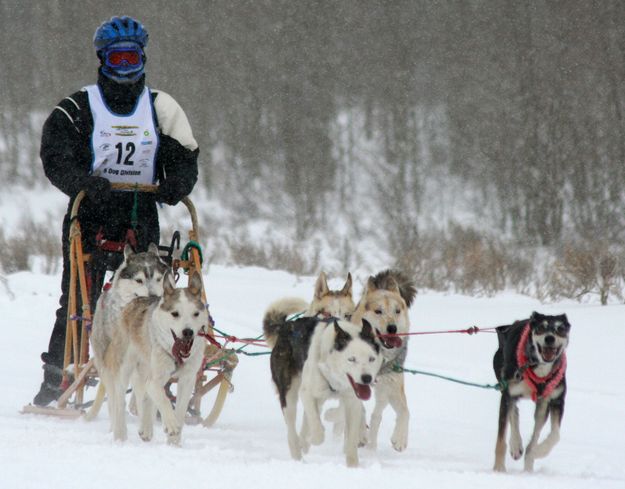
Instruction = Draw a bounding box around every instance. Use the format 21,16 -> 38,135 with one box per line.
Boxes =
40,71 -> 199,249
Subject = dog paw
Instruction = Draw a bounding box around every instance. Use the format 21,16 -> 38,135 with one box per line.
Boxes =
288,444 -> 302,461
524,457 -> 535,472
164,420 -> 181,446
310,427 -> 325,446
139,429 -> 153,442
493,462 -> 507,473
167,430 -> 182,446
392,439 -> 407,452
391,433 -> 408,452
509,443 -> 523,460
345,453 -> 359,468
358,425 -> 369,447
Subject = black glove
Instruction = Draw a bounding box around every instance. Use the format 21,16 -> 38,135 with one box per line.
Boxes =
156,177 -> 186,206
82,176 -> 112,203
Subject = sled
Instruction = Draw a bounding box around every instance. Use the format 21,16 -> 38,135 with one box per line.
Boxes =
22,183 -> 237,426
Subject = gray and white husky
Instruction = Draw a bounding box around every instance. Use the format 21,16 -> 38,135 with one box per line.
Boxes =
97,271 -> 208,444
264,308 -> 382,467
86,243 -> 169,420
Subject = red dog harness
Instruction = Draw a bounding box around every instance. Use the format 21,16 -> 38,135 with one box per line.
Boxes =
516,323 -> 567,401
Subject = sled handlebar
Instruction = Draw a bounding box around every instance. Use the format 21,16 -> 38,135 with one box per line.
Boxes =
71,183 -> 199,234
110,183 -> 157,192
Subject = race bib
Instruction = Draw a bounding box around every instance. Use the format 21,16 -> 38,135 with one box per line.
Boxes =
85,84 -> 159,187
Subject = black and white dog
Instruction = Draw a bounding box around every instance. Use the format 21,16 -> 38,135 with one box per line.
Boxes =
263,304 -> 382,467
493,312 -> 571,472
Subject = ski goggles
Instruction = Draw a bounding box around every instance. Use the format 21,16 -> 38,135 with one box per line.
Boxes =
104,48 -> 143,69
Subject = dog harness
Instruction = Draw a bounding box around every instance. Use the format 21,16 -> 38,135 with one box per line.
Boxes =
516,323 -> 567,401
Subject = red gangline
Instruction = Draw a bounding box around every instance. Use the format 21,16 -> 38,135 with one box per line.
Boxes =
386,326 -> 498,338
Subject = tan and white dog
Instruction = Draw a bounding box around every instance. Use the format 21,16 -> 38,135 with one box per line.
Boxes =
306,271 -> 355,320
94,271 -> 207,444
263,271 -> 355,349
350,269 -> 416,451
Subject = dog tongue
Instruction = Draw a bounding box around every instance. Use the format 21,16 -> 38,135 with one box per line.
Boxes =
348,375 -> 372,401
541,347 -> 557,362
171,331 -> 194,362
385,334 -> 402,348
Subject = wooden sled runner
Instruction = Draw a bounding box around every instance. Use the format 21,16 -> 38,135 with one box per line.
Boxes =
22,183 -> 237,426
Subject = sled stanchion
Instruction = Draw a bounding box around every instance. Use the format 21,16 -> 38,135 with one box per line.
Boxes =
75,218 -> 93,407
179,195 -> 236,427
57,359 -> 95,408
63,236 -> 77,397
63,190 -> 94,407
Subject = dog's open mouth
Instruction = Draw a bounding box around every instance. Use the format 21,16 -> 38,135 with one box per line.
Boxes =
171,330 -> 194,362
347,374 -> 372,401
376,329 -> 403,349
538,344 -> 561,363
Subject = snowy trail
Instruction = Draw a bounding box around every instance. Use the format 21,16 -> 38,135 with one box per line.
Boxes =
1,266 -> 624,489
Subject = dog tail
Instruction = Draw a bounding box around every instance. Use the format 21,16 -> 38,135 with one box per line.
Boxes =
371,269 -> 417,307
262,297 -> 309,349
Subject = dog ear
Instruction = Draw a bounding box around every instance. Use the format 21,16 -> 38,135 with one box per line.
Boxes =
385,276 -> 401,295
561,313 -> 571,328
366,276 -> 377,293
333,320 -> 351,351
360,319 -> 380,352
123,243 -> 134,260
148,242 -> 159,255
314,271 -> 329,300
188,271 -> 203,296
163,271 -> 176,295
340,272 -> 353,297
361,319 -> 374,339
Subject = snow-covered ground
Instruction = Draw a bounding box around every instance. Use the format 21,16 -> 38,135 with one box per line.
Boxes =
1,265 -> 623,489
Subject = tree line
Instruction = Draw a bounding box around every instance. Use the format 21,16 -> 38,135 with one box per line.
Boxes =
1,0 -> 624,261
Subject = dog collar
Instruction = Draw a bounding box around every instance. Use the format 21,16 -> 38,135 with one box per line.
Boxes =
516,323 -> 567,401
